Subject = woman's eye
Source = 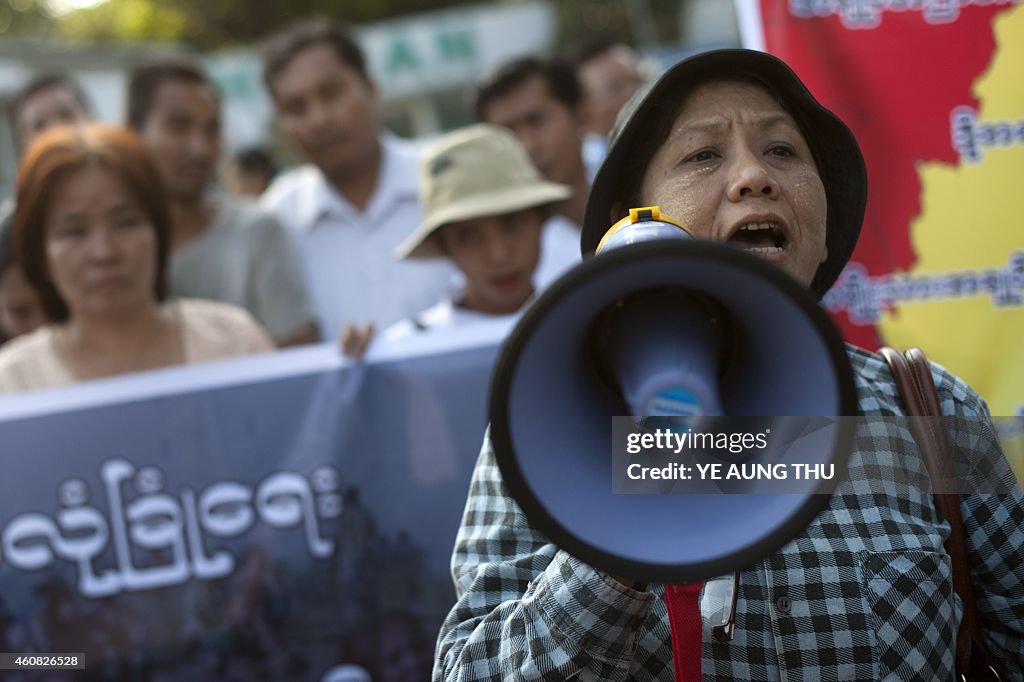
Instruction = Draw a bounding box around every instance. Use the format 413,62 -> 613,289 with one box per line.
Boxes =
686,149 -> 717,163
111,209 -> 146,230
768,144 -> 796,157
53,225 -> 86,239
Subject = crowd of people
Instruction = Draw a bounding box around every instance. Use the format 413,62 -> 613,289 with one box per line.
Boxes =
1,12 -> 1021,682
0,18 -> 648,388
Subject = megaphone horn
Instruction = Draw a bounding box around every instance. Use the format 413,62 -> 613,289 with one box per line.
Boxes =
489,205 -> 857,584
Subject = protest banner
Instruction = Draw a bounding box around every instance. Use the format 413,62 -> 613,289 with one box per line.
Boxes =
0,318 -> 515,681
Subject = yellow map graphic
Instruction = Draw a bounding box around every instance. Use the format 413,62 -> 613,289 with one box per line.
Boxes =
878,6 -> 1024,476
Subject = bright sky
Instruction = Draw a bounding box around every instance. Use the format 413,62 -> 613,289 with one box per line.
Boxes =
45,0 -> 108,17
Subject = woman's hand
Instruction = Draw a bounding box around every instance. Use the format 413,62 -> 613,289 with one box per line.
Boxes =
339,322 -> 375,361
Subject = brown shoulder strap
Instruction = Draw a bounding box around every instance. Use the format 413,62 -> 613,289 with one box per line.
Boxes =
879,347 -> 986,678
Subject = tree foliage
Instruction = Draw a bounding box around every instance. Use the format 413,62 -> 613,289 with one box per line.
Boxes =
0,0 -> 57,38
59,0 -> 189,43
4,0 -> 682,55
51,0 -> 491,49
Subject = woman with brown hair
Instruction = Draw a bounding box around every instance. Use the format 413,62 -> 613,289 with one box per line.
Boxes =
0,122 -> 272,392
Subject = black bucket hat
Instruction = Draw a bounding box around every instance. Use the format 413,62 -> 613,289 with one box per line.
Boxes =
581,49 -> 867,298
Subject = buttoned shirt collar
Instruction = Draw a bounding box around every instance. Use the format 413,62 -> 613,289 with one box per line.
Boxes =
294,134 -> 420,232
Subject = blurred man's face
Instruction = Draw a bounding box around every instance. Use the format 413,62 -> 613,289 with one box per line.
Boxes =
481,75 -> 585,189
16,85 -> 90,150
138,79 -> 222,204
580,46 -> 645,137
269,43 -> 380,181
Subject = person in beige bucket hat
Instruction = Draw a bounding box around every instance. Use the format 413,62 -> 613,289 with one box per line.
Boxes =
396,123 -> 570,260
340,124 -> 571,356
372,124 -> 570,343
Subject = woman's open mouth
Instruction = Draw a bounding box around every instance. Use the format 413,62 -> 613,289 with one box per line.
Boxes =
727,222 -> 787,255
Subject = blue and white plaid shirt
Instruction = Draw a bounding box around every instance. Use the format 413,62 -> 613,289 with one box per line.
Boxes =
434,346 -> 1024,680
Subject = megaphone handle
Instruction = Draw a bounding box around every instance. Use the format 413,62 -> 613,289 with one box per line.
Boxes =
665,582 -> 704,682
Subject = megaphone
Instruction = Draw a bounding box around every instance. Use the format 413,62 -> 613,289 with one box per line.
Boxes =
489,207 -> 858,584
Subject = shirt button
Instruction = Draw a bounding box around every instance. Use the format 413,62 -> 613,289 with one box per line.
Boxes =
775,595 -> 792,614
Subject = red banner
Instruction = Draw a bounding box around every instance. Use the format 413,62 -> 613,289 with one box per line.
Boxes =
738,1 -> 1023,429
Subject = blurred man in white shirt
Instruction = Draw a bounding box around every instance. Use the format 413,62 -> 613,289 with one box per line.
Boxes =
260,16 -> 455,344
